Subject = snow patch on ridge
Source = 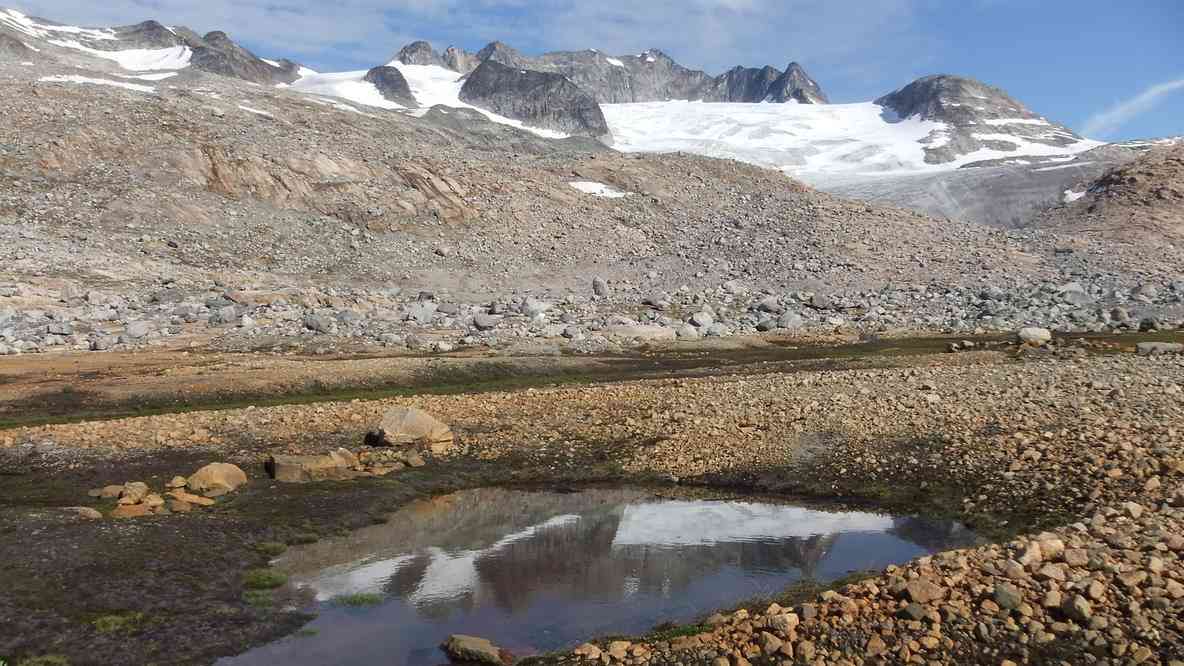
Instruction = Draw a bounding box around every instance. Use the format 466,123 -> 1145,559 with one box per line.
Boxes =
0,8 -> 115,40
287,70 -> 404,110
48,40 -> 192,71
606,57 -> 625,68
38,75 -> 155,93
569,181 -> 629,198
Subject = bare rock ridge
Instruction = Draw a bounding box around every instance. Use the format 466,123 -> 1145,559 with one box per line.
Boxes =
397,40 -> 829,105
363,65 -> 416,106
394,40 -> 445,67
459,59 -> 610,138
876,74 -> 1089,164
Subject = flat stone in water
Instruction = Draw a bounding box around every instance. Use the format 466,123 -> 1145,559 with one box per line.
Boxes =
219,488 -> 978,666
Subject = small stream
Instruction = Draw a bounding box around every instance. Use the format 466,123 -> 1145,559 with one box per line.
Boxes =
222,488 -> 979,666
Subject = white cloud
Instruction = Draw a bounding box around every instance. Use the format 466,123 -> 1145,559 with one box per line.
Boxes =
1082,77 -> 1184,138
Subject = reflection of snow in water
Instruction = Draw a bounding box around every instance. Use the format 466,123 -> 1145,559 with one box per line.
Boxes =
299,515 -> 580,601
613,501 -> 894,547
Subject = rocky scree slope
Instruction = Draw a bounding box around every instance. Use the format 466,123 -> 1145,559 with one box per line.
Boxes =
1,60 -> 1183,357
1035,143 -> 1184,241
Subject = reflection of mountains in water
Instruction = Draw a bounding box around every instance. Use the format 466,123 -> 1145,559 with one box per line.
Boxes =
279,488 -> 971,617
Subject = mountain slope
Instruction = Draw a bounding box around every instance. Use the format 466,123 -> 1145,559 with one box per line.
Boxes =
0,7 -> 298,84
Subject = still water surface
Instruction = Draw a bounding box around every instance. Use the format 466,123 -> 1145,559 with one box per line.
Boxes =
222,488 -> 978,665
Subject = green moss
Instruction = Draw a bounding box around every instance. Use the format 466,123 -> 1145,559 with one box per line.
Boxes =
648,622 -> 709,642
91,611 -> 145,634
295,628 -> 319,638
254,541 -> 288,557
18,657 -> 71,666
243,568 -> 288,590
287,532 -> 319,545
243,590 -> 274,608
332,593 -> 383,607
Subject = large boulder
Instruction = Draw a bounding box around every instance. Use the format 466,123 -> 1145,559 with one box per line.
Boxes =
441,634 -> 510,665
370,407 -> 454,454
1017,327 -> 1052,346
186,462 -> 248,497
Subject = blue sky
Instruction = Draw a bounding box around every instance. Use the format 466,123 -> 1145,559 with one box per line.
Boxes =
19,0 -> 1183,140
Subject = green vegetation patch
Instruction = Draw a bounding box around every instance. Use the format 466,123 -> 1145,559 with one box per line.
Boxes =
243,568 -> 288,590
332,593 -> 384,607
91,611 -> 146,634
253,541 -> 288,557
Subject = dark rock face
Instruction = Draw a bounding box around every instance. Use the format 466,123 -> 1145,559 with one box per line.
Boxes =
395,40 -> 444,66
876,75 -> 1087,164
768,63 -> 829,104
698,65 -> 781,102
363,66 -> 415,106
458,59 -> 610,138
112,20 -> 179,49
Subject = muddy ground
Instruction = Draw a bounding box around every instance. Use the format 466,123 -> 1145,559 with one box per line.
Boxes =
1,332 -> 1182,665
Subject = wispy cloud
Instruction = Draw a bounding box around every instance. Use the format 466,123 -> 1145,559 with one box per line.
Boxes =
1082,77 -> 1184,138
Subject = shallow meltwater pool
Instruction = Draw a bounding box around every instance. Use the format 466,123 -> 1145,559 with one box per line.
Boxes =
222,488 -> 978,666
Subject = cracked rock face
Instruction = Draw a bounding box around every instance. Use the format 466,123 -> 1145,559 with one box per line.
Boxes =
459,59 -> 611,138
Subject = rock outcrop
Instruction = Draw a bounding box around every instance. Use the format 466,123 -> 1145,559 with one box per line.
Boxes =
459,59 -> 611,138
363,65 -> 415,106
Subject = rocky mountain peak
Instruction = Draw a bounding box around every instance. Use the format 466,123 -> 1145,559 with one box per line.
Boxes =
443,45 -> 477,74
475,40 -> 528,68
876,74 -> 1091,164
876,74 -> 1038,123
394,40 -> 443,66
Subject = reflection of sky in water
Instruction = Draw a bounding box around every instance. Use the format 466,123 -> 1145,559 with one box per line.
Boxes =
220,490 -> 978,666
